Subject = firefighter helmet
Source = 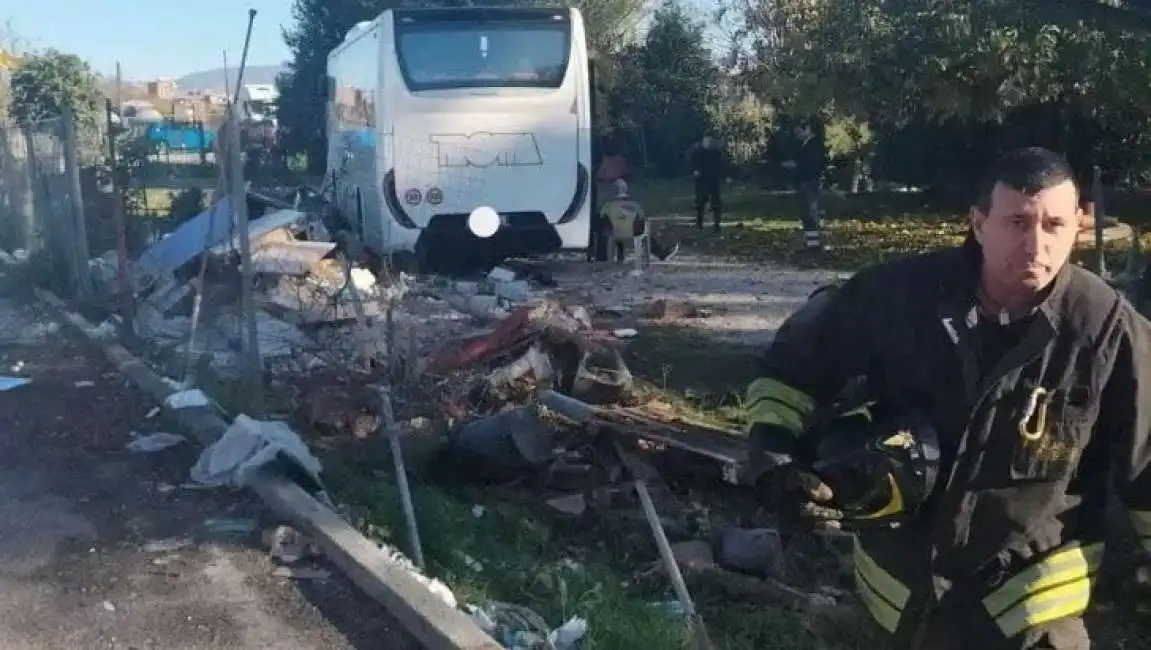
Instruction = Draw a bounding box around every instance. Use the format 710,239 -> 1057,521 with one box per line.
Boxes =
802,406 -> 941,527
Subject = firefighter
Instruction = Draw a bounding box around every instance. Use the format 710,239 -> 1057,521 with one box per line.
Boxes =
690,136 -> 730,233
599,179 -> 679,263
744,147 -> 1151,650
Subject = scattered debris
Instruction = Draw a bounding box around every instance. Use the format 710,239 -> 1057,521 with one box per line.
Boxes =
670,540 -> 717,572
204,518 -> 259,536
378,543 -> 457,610
715,527 -> 786,578
545,493 -> 588,517
142,538 -> 193,553
447,407 -> 556,482
0,377 -> 31,391
190,415 -> 325,493
126,432 -> 188,453
263,525 -> 322,564
270,566 -> 331,580
164,389 -> 211,410
467,601 -> 588,650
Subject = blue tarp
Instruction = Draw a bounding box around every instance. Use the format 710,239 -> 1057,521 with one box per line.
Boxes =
131,198 -> 307,290
132,196 -> 234,288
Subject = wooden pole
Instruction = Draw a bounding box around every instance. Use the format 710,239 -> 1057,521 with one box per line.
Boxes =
62,105 -> 94,298
230,8 -> 263,415
228,105 -> 264,415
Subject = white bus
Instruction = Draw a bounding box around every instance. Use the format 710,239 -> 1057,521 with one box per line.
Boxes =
324,7 -> 593,265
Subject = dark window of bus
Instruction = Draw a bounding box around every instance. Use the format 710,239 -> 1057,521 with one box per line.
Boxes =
396,22 -> 571,90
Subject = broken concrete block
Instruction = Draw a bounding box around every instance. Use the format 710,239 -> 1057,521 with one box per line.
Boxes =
214,311 -> 311,358
494,280 -> 530,302
640,298 -> 688,320
467,294 -> 499,315
454,280 -> 479,295
715,527 -> 786,577
488,266 -> 516,283
670,540 -> 715,572
545,493 -> 587,516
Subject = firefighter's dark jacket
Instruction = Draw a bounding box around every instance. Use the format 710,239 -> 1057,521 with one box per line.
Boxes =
747,239 -> 1151,640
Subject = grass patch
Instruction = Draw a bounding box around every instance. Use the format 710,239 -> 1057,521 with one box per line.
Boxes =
621,324 -> 758,430
327,460 -> 700,649
323,447 -> 879,650
631,177 -> 1151,272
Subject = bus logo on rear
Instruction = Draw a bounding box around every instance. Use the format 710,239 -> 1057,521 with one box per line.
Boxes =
429,132 -> 544,168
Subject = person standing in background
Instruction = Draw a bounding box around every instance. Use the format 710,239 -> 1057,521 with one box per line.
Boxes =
691,136 -> 730,233
782,118 -> 828,251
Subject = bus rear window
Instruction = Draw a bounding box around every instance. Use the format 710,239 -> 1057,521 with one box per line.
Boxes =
396,21 -> 571,91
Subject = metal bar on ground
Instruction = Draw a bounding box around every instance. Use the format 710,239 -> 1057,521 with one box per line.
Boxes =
377,386 -> 425,570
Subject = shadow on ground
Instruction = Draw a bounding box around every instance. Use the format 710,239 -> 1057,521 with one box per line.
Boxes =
0,304 -> 421,650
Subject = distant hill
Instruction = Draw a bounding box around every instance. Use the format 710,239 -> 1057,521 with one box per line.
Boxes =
175,64 -> 286,93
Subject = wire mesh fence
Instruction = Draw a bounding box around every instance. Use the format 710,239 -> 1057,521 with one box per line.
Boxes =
0,112 -> 109,299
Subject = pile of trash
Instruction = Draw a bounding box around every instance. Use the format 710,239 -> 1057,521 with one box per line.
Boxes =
84,200 -> 509,380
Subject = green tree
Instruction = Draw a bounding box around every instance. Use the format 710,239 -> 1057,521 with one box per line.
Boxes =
628,2 -> 717,176
8,49 -> 102,125
733,0 -> 1151,186
277,0 -> 390,174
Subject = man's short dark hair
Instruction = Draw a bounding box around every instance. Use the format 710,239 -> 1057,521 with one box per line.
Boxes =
975,147 -> 1077,213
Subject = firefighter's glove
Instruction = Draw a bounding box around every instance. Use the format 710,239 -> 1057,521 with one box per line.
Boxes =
747,423 -> 840,530
780,466 -> 847,531
788,456 -> 911,532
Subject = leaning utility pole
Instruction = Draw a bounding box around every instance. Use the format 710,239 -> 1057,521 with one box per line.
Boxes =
231,8 -> 264,415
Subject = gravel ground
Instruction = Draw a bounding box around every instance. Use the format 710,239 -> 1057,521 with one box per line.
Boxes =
0,297 -> 423,650
547,254 -> 844,346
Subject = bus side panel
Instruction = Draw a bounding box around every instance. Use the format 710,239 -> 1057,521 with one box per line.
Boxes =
553,9 -> 592,250
327,26 -> 384,250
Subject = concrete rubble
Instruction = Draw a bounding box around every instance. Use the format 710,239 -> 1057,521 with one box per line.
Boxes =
83,199 -> 562,382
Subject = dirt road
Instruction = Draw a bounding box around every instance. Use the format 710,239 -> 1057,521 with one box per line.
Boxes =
0,299 -> 421,650
548,253 -> 845,346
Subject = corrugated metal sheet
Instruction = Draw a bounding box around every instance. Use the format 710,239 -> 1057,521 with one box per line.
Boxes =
131,201 -> 309,290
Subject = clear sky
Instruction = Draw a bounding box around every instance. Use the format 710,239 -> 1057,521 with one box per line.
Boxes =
3,0 -> 294,81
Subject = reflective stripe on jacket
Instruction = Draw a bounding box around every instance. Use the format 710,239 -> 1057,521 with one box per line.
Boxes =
746,241 -> 1151,641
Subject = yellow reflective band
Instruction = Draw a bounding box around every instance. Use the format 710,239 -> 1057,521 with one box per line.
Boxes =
853,537 -> 910,609
1128,509 -> 1151,538
854,568 -> 901,632
745,378 -> 815,432
981,542 -> 1103,638
856,474 -> 905,520
992,576 -> 1092,638
841,403 -> 874,422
